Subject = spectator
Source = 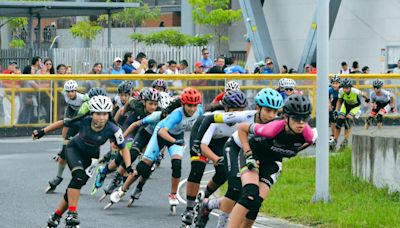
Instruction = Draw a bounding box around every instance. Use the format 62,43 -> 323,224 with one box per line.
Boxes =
393,59 -> 400,73
23,56 -> 41,74
261,59 -> 274,74
57,64 -> 67,74
350,61 -> 362,74
178,60 -> 189,73
36,58 -> 53,122
38,58 -> 55,74
132,52 -> 148,74
145,59 -> 158,74
157,63 -> 168,74
253,61 -> 265,74
208,56 -> 225,74
201,48 -> 213,72
56,64 -> 68,119
165,60 -> 178,74
66,66 -> 72,74
193,62 -> 204,74
339,61 -> 350,74
362,66 -> 370,74
288,68 -> 297,74
304,64 -> 312,73
122,52 -> 135,74
89,63 -> 103,74
86,63 -> 103,91
224,57 -> 245,74
107,57 -> 125,86
281,65 -> 288,74
309,62 -> 317,74
2,60 -> 22,125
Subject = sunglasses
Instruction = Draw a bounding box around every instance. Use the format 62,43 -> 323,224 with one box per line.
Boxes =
289,115 -> 311,123
66,90 -> 76,93
285,88 -> 294,91
373,86 -> 381,89
45,63 -> 52,65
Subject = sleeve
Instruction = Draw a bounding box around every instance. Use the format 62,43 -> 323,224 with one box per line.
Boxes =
112,125 -> 126,149
63,92 -> 69,103
370,91 -> 376,102
352,88 -> 362,96
200,123 -> 217,145
157,109 -> 182,131
249,120 -> 285,138
63,116 -> 84,130
338,89 -> 344,99
212,92 -> 225,103
77,102 -> 90,115
141,111 -> 162,125
214,110 -> 256,124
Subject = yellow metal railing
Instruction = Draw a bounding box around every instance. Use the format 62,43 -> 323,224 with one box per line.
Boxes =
0,74 -> 399,128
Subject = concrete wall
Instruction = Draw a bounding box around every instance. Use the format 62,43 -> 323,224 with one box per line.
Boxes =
352,132 -> 400,192
56,27 -> 180,48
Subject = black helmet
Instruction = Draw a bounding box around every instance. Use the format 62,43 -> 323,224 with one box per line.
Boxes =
341,78 -> 353,88
372,79 -> 383,88
222,90 -> 248,108
88,87 -> 107,98
118,80 -> 133,94
141,88 -> 160,101
283,94 -> 312,116
330,74 -> 342,84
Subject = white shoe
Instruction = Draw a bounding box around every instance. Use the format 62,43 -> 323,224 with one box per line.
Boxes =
110,187 -> 126,203
169,193 -> 179,206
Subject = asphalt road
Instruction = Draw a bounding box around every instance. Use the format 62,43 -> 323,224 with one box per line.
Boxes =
0,126 -> 396,227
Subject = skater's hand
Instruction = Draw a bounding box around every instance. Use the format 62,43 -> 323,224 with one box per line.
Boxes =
333,111 -> 339,119
125,165 -> 134,175
191,139 -> 201,155
213,156 -> 224,166
174,138 -> 184,146
32,128 -> 45,140
391,107 -> 396,113
244,154 -> 259,172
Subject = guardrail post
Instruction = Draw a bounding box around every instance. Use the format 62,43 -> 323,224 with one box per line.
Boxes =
10,80 -> 15,127
53,82 -> 58,123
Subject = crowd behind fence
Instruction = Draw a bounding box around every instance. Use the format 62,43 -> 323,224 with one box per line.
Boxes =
0,74 -> 399,128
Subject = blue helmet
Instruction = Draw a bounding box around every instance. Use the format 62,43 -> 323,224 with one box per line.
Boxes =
255,88 -> 284,110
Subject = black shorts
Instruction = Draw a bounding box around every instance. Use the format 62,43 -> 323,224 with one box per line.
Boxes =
64,106 -> 79,119
189,116 -> 204,157
329,111 -> 336,123
65,141 -> 99,172
208,137 -> 229,157
223,137 -> 245,191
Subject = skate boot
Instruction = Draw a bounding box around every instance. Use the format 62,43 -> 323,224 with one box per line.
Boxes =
364,121 -> 370,130
127,187 -> 143,207
151,163 -> 156,172
339,139 -> 348,149
169,193 -> 179,215
104,186 -> 126,210
45,176 -> 63,193
46,212 -> 61,228
65,211 -> 79,228
181,209 -> 195,227
377,122 -> 383,129
329,138 -> 337,152
194,201 -> 211,228
155,152 -> 164,167
90,166 -> 107,195
98,173 -> 122,201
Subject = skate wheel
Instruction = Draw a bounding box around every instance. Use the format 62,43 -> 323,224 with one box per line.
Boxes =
104,202 -> 113,210
127,198 -> 135,207
170,205 -> 177,215
45,186 -> 54,194
99,194 -> 107,202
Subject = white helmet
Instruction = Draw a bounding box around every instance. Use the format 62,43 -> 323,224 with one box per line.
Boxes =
278,78 -> 288,88
89,95 -> 113,113
64,80 -> 78,91
158,92 -> 172,109
282,78 -> 296,89
225,81 -> 240,91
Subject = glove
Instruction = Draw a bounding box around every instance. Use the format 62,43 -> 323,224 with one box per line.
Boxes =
333,111 -> 339,119
32,128 -> 45,139
365,98 -> 370,103
174,138 -> 185,146
214,157 -> 224,166
191,139 -> 201,155
244,154 -> 258,171
125,165 -> 134,175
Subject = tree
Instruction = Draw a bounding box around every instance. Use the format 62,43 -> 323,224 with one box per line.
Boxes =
70,21 -> 102,43
130,29 -> 212,47
188,0 -> 242,54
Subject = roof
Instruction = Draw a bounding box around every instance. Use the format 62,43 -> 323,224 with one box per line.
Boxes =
0,1 -> 140,18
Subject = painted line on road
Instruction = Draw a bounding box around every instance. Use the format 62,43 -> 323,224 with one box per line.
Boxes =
0,137 -> 62,143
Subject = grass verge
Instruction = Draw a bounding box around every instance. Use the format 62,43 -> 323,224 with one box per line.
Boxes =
262,148 -> 400,227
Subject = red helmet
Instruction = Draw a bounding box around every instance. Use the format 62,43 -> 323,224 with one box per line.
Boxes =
180,87 -> 202,105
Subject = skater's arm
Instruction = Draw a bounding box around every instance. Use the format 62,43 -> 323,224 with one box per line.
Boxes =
123,120 -> 141,138
237,123 -> 251,155
158,128 -> 177,144
114,107 -> 124,123
121,147 -> 132,172
335,98 -> 343,112
32,120 -> 64,139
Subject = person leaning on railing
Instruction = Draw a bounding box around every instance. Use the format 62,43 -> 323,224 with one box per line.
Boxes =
1,60 -> 22,125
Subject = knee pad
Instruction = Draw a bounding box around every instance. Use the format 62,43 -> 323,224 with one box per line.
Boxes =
171,159 -> 182,178
377,114 -> 383,123
68,169 -> 89,189
136,161 -> 152,179
237,184 -> 261,211
187,161 -> 206,184
344,118 -> 352,130
58,145 -> 66,160
246,196 -> 264,220
335,117 -> 345,129
212,165 -> 227,186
